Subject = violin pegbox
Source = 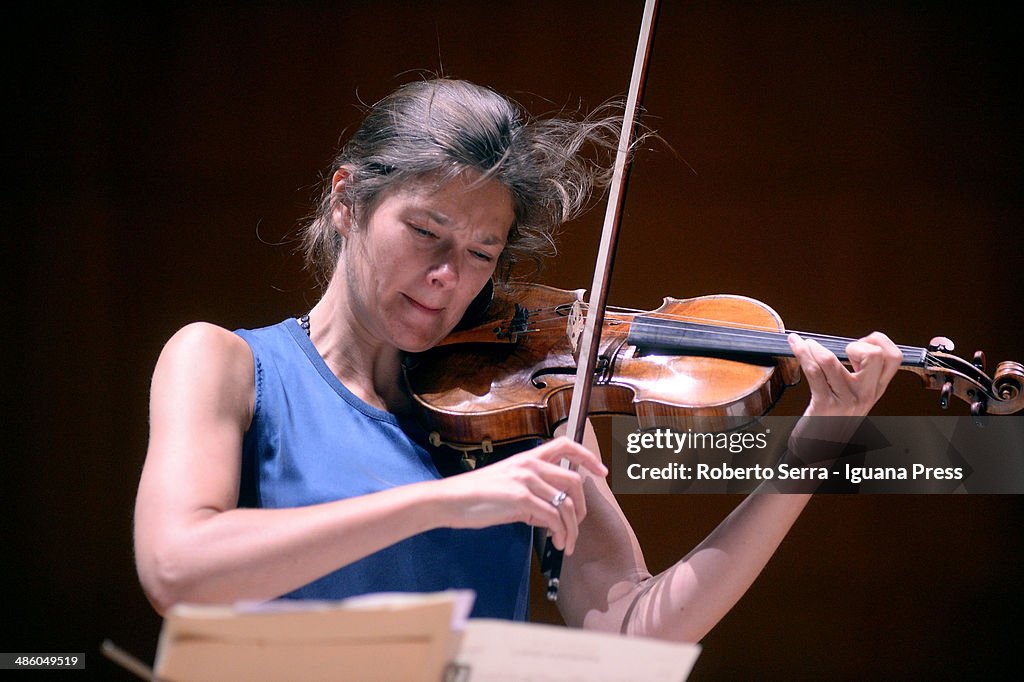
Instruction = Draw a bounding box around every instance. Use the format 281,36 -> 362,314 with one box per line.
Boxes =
921,338 -> 1024,415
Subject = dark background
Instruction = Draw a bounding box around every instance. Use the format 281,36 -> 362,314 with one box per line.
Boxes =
8,2 -> 1022,679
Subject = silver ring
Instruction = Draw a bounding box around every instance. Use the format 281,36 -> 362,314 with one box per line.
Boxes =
550,491 -> 568,508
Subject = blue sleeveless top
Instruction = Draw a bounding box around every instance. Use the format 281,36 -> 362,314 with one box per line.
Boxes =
235,320 -> 533,620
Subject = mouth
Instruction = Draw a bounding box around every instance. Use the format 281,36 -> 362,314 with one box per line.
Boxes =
402,293 -> 445,315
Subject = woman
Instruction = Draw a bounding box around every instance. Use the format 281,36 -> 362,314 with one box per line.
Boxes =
134,78 -> 902,641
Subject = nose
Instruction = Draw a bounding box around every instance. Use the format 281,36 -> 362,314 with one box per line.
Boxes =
428,257 -> 459,289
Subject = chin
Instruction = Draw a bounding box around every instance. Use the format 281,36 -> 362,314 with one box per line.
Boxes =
397,339 -> 435,354
393,326 -> 452,354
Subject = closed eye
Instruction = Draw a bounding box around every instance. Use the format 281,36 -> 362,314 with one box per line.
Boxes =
410,222 -> 497,263
409,224 -> 438,239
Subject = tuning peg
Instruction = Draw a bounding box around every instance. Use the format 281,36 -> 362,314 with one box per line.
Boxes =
970,398 -> 988,427
928,336 -> 955,352
972,350 -> 986,371
939,380 -> 953,409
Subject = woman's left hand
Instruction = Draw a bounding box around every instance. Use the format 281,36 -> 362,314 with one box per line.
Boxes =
788,331 -> 903,418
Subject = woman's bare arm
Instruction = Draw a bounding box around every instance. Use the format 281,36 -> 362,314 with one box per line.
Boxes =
133,323 -> 452,612
134,323 -> 606,613
558,332 -> 903,641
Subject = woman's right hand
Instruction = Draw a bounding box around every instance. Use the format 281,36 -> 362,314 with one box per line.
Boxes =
435,436 -> 607,555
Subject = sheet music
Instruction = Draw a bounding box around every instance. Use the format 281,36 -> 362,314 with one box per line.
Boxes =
140,592 -> 699,681
453,619 -> 700,682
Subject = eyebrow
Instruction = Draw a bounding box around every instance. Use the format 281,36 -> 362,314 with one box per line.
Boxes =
422,209 -> 507,246
424,209 -> 450,226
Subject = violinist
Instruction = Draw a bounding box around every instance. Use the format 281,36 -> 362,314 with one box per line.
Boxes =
133,78 -> 903,641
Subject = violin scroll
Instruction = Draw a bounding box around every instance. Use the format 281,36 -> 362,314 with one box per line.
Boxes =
993,360 -> 1024,402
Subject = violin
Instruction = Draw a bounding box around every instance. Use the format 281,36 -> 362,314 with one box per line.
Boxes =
405,282 -> 1024,452
407,0 -> 1023,601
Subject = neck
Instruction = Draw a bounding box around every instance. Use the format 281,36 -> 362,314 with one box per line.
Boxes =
307,274 -> 409,413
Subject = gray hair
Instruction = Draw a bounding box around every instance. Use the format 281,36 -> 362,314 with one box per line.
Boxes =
301,78 -> 623,287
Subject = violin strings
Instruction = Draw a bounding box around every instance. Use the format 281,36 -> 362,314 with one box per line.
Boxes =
522,313 -> 893,358
482,302 -> 998,401
513,302 -> 925,356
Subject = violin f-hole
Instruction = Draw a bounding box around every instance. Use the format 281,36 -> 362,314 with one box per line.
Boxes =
530,356 -> 612,388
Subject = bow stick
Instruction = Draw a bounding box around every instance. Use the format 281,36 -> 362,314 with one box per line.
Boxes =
541,0 -> 661,601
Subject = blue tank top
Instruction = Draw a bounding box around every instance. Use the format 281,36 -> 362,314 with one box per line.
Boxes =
236,319 -> 533,620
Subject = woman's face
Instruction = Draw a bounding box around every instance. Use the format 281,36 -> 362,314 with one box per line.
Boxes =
338,172 -> 514,352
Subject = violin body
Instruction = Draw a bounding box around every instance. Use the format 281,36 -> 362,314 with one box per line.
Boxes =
405,284 -> 1024,451
405,284 -> 801,449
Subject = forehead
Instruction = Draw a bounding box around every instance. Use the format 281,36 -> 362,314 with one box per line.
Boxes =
385,172 -> 515,239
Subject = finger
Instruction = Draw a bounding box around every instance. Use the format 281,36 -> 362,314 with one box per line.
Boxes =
537,506 -> 568,552
535,437 -> 608,478
789,333 -> 838,401
531,481 -> 580,554
499,453 -> 587,532
806,337 -> 857,402
530,461 -> 587,521
846,332 -> 901,395
523,481 -> 575,553
845,339 -> 885,385
866,331 -> 903,389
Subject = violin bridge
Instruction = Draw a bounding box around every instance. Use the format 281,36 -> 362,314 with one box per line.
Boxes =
567,300 -> 585,354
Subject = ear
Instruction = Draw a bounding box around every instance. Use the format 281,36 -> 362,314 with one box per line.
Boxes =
330,167 -> 354,238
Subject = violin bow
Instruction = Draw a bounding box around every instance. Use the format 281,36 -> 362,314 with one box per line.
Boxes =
541,0 -> 660,601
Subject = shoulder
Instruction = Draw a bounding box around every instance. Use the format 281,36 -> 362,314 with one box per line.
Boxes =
151,323 -> 256,426
160,322 -> 253,374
